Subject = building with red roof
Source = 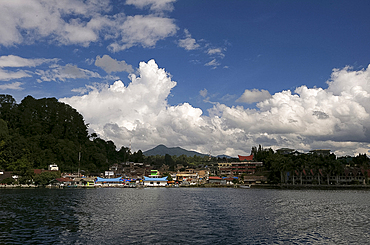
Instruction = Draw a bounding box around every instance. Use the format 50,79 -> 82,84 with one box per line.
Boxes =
238,154 -> 254,161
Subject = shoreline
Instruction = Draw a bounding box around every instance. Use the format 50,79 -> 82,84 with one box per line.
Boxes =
2,183 -> 370,190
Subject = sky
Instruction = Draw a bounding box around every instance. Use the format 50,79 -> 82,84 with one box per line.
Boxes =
1,0 -> 370,157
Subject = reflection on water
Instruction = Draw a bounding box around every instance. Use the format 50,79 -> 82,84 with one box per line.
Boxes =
1,188 -> 369,244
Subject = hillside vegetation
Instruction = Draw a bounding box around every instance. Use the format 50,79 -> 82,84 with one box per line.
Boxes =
0,95 -> 138,178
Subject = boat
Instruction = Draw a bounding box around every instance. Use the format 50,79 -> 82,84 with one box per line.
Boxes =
239,185 -> 251,189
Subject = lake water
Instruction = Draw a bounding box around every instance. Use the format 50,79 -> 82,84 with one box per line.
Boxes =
1,187 -> 370,244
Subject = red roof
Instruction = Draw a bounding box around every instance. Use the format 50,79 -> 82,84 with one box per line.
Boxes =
56,177 -> 74,182
209,176 -> 222,180
238,154 -> 254,161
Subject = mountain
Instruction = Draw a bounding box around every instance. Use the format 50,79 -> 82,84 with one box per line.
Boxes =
143,144 -> 208,157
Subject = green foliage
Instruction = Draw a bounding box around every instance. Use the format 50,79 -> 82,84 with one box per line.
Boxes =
33,171 -> 61,186
1,177 -> 14,185
0,94 -> 134,174
162,172 -> 173,181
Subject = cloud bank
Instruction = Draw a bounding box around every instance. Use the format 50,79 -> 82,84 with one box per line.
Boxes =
60,60 -> 370,157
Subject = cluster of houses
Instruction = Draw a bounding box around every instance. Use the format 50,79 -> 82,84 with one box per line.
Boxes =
0,153 -> 267,188
3,148 -> 368,188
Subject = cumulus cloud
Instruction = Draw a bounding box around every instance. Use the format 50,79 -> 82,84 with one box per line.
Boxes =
95,55 -> 134,74
36,64 -> 100,82
60,60 -> 370,157
178,29 -> 200,51
108,15 -> 178,52
236,89 -> 272,103
0,81 -> 24,90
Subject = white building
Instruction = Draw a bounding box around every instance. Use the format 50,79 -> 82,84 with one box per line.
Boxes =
143,176 -> 168,187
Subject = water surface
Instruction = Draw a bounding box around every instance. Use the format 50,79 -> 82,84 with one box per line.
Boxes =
1,188 -> 369,244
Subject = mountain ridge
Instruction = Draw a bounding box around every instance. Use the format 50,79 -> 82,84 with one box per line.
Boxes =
143,144 -> 208,157
143,144 -> 233,158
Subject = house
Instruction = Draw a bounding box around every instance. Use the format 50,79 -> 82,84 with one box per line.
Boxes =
176,169 -> 199,184
55,177 -> 75,187
208,176 -> 224,184
48,164 -> 59,171
143,176 -> 168,187
95,177 -> 124,186
219,162 -> 263,175
223,177 -> 236,185
309,149 -> 331,156
243,175 -> 268,185
276,148 -> 295,155
0,171 -> 14,184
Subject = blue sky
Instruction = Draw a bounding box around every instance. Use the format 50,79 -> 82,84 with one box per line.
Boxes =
1,0 -> 370,157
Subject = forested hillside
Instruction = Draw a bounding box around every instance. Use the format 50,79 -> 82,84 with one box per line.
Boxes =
0,95 -> 137,176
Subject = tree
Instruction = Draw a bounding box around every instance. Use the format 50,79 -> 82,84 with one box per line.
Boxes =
33,171 -> 61,186
164,154 -> 175,171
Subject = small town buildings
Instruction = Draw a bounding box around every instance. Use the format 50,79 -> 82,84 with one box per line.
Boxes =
219,161 -> 263,176
176,168 -> 199,184
108,162 -> 151,179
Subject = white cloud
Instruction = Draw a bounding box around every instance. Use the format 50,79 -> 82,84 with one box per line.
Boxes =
95,55 -> 134,74
0,1 -> 178,51
0,55 -> 58,67
108,15 -> 178,52
60,60 -> 370,157
205,59 -> 220,68
0,0 -> 112,47
236,89 -> 272,103
199,88 -> 208,98
126,0 -> 176,12
36,64 -> 100,82
0,68 -> 31,81
0,81 -> 24,90
178,29 -> 200,51
207,48 -> 225,58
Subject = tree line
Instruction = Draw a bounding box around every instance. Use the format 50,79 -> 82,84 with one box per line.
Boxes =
251,145 -> 370,183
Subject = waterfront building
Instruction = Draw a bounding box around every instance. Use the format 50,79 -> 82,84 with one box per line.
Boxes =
143,176 -> 168,187
208,176 -> 224,184
95,177 -> 124,187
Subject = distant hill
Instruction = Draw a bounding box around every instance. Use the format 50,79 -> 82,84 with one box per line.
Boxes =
143,144 -> 208,157
216,154 -> 233,159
